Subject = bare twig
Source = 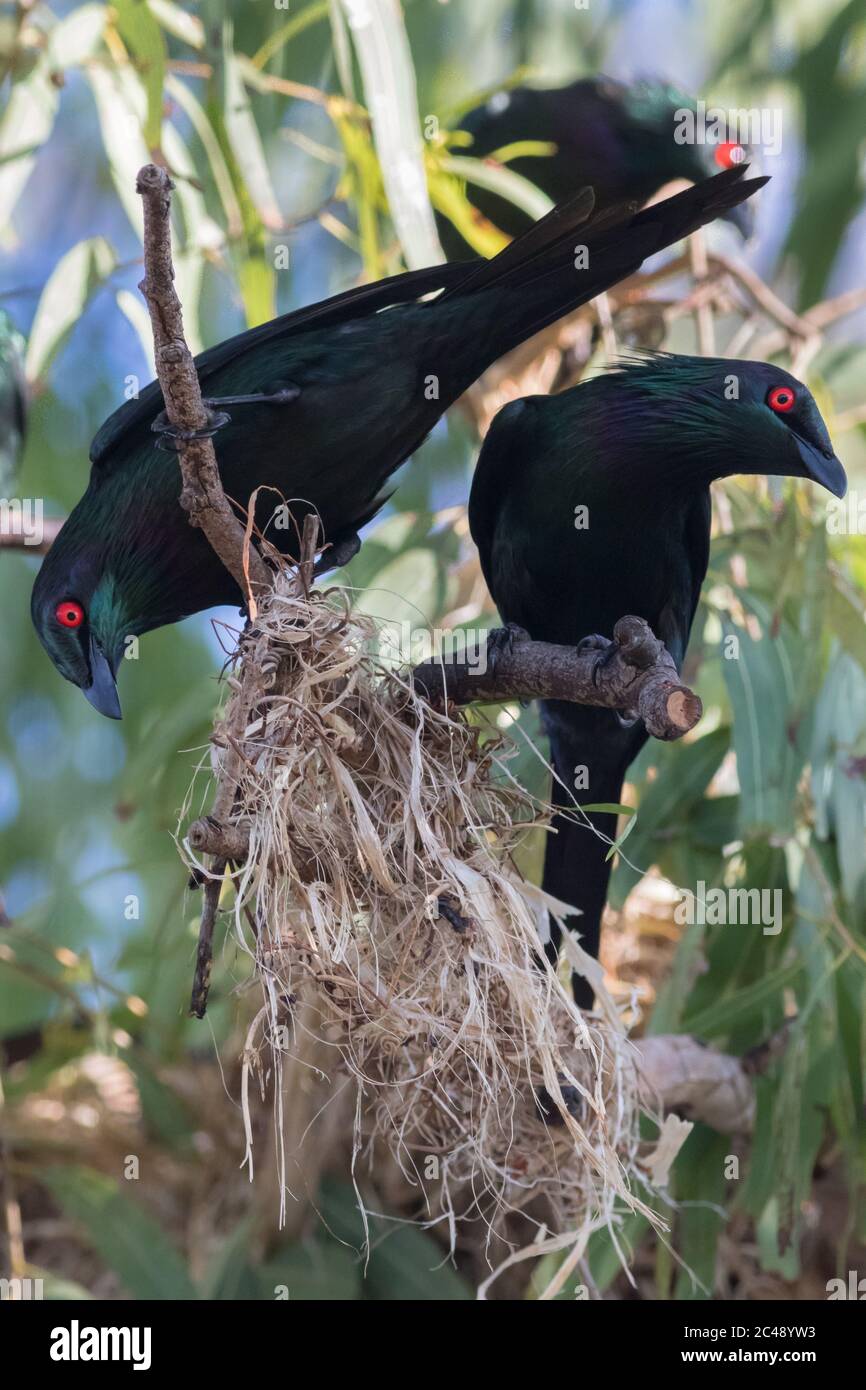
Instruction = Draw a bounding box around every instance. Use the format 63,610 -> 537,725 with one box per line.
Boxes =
707,252 -> 816,339
189,860 -> 227,1021
0,516 -> 65,555
635,1034 -> 755,1135
135,163 -> 270,603
135,162 -> 277,1016
689,229 -> 715,357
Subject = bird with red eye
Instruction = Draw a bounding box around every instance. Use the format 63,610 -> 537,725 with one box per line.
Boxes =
55,600 -> 85,629
768,385 -> 796,413
715,140 -> 746,170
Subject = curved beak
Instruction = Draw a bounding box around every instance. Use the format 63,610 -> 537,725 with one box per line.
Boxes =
796,436 -> 847,500
84,633 -> 121,720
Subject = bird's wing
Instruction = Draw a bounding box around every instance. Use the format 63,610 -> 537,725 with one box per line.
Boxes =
439,187 -> 595,300
90,260 -> 476,468
655,490 -> 712,669
468,396 -> 541,601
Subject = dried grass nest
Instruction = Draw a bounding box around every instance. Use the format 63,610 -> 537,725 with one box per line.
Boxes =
181,559 -> 665,1295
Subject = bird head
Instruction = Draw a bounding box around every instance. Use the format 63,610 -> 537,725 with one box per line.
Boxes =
622,81 -> 756,238
30,524 -> 127,719
31,452 -> 239,719
726,361 -> 845,496
610,354 -> 846,500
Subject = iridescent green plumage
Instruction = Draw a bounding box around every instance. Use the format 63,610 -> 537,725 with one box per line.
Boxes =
469,354 -> 845,1003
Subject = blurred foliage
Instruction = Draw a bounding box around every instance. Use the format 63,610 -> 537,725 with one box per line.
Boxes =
1,0 -> 865,1300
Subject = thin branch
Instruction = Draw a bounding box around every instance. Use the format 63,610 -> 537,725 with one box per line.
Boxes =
708,252 -> 815,339
689,229 -> 716,357
135,162 -> 278,1016
135,163 -> 270,604
189,860 -> 227,1021
412,616 -> 702,741
0,517 -> 65,555
635,1034 -> 755,1136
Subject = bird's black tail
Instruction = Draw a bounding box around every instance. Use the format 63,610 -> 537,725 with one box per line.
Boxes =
541,699 -> 648,1008
441,165 -> 767,369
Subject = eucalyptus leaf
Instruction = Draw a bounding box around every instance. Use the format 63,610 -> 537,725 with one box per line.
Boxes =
25,238 -> 117,384
39,1166 -> 197,1300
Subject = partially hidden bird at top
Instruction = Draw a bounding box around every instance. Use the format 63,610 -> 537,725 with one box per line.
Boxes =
438,76 -> 753,259
468,355 -> 846,1007
31,166 -> 764,718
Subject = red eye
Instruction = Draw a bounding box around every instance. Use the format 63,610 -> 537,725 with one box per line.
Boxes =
768,386 -> 796,413
55,600 -> 85,629
715,140 -> 746,169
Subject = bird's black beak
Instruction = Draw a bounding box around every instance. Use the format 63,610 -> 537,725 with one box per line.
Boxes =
796,435 -> 847,499
84,633 -> 122,720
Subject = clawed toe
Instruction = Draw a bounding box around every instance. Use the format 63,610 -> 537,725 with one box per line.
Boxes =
485,622 -> 529,675
151,407 -> 231,452
576,633 -> 616,686
576,632 -> 610,655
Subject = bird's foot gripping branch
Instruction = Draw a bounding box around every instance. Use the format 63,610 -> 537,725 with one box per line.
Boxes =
412,614 -> 702,741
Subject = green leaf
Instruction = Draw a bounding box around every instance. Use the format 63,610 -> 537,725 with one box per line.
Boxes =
487,139 -> 558,164
259,1240 -> 361,1300
39,1166 -> 197,1300
339,0 -> 442,268
810,654 -> 866,907
126,1053 -> 196,1148
115,289 -> 156,377
605,811 -> 637,862
316,1178 -> 471,1298
29,1268 -> 95,1301
672,1126 -> 729,1299
113,0 -> 167,151
722,616 -> 809,838
222,25 -> 282,232
200,1218 -> 260,1301
0,5 -> 105,231
24,238 -> 116,384
439,153 -> 554,223
608,727 -> 731,910
365,1226 -> 472,1301
350,547 -> 444,632
0,917 -> 88,1038
147,0 -> 204,49
681,957 -> 801,1039
251,0 -> 329,70
826,580 -> 866,673
165,74 -> 243,238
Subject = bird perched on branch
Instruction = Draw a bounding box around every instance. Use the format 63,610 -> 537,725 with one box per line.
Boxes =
468,355 -> 846,1006
439,76 -> 753,258
32,167 -> 765,719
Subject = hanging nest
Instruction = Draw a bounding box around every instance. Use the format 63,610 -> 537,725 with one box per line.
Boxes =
180,547 -> 665,1295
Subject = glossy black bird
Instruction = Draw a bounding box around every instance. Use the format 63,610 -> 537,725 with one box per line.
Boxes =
468,355 -> 846,1006
32,168 -> 764,719
439,76 -> 752,259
